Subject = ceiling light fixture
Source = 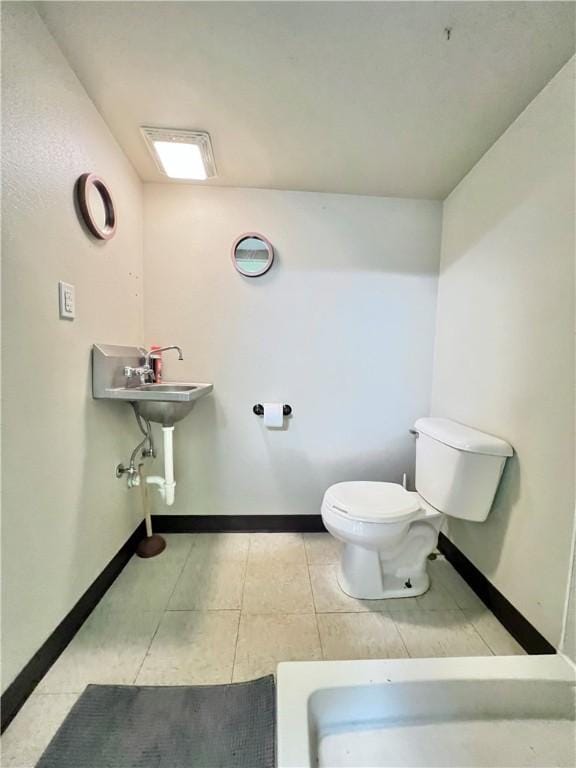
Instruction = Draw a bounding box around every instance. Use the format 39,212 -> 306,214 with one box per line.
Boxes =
140,127 -> 217,180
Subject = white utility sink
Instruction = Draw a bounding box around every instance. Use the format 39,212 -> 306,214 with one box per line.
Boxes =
277,655 -> 575,768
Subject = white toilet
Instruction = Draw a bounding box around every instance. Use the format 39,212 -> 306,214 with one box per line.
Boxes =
321,417 -> 513,600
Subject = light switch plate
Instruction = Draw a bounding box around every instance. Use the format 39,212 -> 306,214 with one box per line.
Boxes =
58,281 -> 75,320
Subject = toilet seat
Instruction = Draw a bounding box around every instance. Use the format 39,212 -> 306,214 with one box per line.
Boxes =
324,481 -> 421,523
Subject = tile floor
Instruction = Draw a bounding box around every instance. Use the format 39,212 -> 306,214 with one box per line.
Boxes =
1,532 -> 525,767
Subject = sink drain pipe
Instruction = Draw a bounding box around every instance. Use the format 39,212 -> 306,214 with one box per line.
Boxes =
116,408 -> 175,558
145,426 -> 176,506
137,426 -> 175,557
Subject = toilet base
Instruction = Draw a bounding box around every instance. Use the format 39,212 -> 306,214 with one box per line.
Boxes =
337,540 -> 433,600
338,561 -> 430,599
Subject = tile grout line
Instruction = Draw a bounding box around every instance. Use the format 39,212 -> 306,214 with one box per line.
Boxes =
164,535 -> 196,610
130,611 -> 164,686
438,603 -> 495,656
466,620 -> 496,656
303,533 -> 311,567
466,619 -> 497,656
463,606 -> 526,655
238,533 -> 252,615
166,536 -> 196,605
231,534 -> 252,682
386,611 -> 411,658
386,610 -> 411,660
390,617 -> 416,659
432,559 -> 487,612
131,537 -> 195,684
315,608 -> 327,661
306,560 -> 322,615
229,610 -> 242,684
301,535 -> 326,659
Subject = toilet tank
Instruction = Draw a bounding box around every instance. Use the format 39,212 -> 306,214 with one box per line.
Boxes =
414,418 -> 513,522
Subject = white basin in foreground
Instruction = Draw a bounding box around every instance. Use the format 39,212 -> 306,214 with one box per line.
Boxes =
277,655 -> 575,768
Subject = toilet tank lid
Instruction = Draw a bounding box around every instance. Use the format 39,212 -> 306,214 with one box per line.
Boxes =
414,417 -> 513,457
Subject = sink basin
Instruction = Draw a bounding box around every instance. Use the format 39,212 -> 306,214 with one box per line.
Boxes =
133,398 -> 193,426
134,385 -> 198,394
103,382 -> 213,426
91,345 -> 213,426
131,383 -> 212,425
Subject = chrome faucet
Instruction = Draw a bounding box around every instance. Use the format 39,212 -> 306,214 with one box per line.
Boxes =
123,364 -> 154,385
144,345 -> 184,368
124,346 -> 183,385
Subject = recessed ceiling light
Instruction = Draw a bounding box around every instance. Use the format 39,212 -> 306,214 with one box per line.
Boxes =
140,127 -> 217,180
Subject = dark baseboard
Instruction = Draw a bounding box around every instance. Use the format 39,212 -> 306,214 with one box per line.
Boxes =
0,521 -> 146,734
152,514 -> 327,533
438,533 -> 556,656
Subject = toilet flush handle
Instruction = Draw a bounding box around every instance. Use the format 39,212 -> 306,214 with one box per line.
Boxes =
409,429 -> 419,438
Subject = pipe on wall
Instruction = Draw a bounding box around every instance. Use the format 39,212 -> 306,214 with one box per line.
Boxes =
162,426 -> 175,506
146,426 -> 176,506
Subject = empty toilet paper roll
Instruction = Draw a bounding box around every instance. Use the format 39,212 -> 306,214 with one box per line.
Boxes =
263,403 -> 284,428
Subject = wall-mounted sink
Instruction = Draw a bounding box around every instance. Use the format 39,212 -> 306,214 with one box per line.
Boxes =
92,344 -> 213,426
92,343 -> 212,524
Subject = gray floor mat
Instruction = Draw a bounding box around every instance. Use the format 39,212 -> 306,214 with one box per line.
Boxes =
36,676 -> 275,768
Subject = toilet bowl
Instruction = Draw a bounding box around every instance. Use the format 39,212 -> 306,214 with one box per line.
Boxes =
321,417 -> 513,601
322,482 -> 443,599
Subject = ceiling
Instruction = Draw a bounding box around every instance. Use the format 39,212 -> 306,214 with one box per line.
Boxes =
37,1 -> 575,200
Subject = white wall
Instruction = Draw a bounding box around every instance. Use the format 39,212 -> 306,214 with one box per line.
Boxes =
432,58 -> 575,647
1,5 -> 144,691
144,186 -> 441,517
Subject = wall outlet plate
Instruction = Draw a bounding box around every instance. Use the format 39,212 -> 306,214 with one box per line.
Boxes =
58,281 -> 75,320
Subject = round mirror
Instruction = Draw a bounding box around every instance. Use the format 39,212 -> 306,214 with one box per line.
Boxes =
232,233 -> 274,277
76,173 -> 117,240
88,182 -> 108,231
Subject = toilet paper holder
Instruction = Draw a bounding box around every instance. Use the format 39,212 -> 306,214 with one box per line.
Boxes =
253,404 -> 292,416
